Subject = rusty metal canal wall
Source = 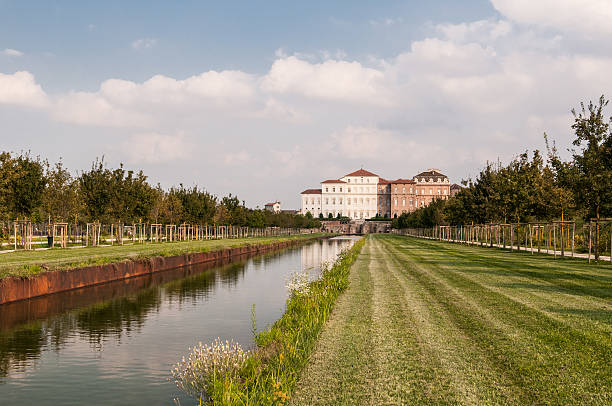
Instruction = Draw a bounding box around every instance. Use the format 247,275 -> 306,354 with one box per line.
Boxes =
0,237 -> 323,305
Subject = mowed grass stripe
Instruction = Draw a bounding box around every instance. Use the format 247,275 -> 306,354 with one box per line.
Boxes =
290,241 -> 377,405
377,237 -> 527,405
292,235 -> 612,405
386,235 -> 612,404
367,237 -> 457,404
403,237 -> 612,341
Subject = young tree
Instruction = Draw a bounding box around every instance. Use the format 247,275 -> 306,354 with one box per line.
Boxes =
43,160 -> 80,222
79,157 -> 112,221
6,153 -> 46,219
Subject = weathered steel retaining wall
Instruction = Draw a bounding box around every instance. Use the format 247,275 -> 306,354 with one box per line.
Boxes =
0,237 -> 322,305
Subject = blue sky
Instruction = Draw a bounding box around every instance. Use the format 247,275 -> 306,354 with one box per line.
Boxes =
1,0 -> 611,208
1,1 -> 494,90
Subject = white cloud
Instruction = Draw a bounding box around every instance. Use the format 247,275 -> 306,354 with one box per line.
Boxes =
0,71 -> 48,108
261,56 -> 390,105
131,38 -> 157,50
223,150 -> 252,166
436,19 -> 512,43
3,13 -> 612,207
121,132 -> 190,163
2,48 -> 24,57
369,17 -> 403,27
491,0 -> 612,37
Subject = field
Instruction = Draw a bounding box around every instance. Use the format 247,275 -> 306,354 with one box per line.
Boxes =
291,234 -> 612,405
0,233 -> 325,280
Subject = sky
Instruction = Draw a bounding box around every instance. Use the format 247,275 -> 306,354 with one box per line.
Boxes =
1,0 -> 612,209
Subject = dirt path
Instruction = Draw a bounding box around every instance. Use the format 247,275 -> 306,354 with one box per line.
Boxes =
291,234 -> 612,405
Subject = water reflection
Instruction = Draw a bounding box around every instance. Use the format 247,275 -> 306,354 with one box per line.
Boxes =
0,237 -> 358,405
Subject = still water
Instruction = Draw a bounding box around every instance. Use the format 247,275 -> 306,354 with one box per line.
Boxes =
0,236 -> 358,405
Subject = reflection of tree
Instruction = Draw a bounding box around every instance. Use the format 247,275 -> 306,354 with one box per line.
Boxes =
0,240 -> 327,379
76,287 -> 163,345
0,322 -> 45,378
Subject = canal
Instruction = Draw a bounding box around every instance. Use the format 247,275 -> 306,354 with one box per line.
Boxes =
0,236 -> 358,405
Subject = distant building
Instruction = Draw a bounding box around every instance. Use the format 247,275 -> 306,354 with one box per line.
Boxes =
300,168 -> 451,219
450,183 -> 463,196
264,201 -> 281,213
300,189 -> 322,217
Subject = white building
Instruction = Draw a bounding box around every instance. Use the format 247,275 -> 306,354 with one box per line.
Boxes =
299,189 -> 322,217
264,201 -> 281,213
301,169 -> 380,220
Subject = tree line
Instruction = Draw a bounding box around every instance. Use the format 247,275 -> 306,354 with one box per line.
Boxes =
0,155 -> 320,229
393,96 -> 612,229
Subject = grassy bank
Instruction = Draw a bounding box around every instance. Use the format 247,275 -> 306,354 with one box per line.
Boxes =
173,237 -> 365,405
0,233 -> 326,280
291,234 -> 612,405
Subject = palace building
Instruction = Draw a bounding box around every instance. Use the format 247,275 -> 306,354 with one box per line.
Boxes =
300,168 -> 451,219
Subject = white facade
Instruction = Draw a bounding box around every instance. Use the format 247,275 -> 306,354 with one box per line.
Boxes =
265,201 -> 281,213
300,190 -> 322,217
309,169 -> 380,220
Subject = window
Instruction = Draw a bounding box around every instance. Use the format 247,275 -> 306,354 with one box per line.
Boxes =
430,189 -> 433,195
437,189 -> 441,195
402,187 -> 405,193
394,199 -> 398,206
325,198 -> 328,204
332,198 -> 336,204
410,199 -> 413,206
340,187 -> 342,192
444,189 -> 447,195
410,187 -> 413,193
317,198 -> 320,203
360,198 -> 363,204
402,199 -> 406,206
347,179 -> 351,183
361,177 -> 364,183
332,187 -> 335,192
325,187 -> 328,192
348,187 -> 351,192
339,198 -> 343,204
394,187 -> 398,193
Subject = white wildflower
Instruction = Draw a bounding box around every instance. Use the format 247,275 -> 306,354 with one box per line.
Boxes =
171,338 -> 249,399
285,269 -> 311,297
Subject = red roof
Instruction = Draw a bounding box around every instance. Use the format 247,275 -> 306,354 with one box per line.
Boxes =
265,202 -> 280,206
345,169 -> 379,177
321,179 -> 346,184
301,188 -> 322,194
392,178 -> 416,184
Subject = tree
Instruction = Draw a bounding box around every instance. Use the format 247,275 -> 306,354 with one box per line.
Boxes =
552,95 -> 612,259
5,153 -> 46,219
569,96 -> 612,220
79,157 -> 112,221
42,160 -> 80,222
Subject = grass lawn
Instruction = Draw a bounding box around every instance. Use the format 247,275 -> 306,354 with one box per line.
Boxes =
0,233 -> 326,280
291,234 -> 612,405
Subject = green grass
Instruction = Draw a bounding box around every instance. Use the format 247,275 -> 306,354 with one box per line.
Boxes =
175,237 -> 365,405
291,234 -> 612,405
0,233 -> 327,280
